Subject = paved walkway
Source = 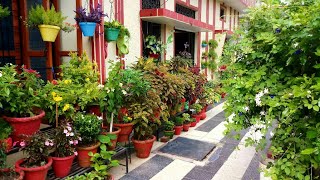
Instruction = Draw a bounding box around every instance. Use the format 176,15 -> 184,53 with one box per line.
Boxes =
110,102 -> 272,180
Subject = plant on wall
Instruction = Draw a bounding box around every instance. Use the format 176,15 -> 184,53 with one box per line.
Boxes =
222,1 -> 320,179
202,39 -> 218,71
145,33 -> 173,59
0,4 -> 10,19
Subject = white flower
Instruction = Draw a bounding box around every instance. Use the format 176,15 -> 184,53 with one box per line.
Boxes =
244,106 -> 249,112
119,83 -> 123,87
69,140 -> 74,145
0,71 -> 2,78
70,132 -> 74,136
263,88 -> 269,94
260,111 -> 266,116
97,116 -> 103,121
115,55 -> 119,59
106,89 -> 110,93
74,151 -> 78,156
121,58 -> 126,60
289,93 -> 293,96
66,132 -> 70,137
122,90 -> 127,95
258,91 -> 264,97
98,84 -> 104,89
78,137 -> 82,141
307,90 -> 311,94
63,129 -> 68,134
111,88 -> 115,92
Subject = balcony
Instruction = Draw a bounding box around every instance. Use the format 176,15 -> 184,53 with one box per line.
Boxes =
142,0 -> 161,9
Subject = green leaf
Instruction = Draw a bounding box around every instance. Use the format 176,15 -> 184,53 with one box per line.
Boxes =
307,131 -> 317,139
98,135 -> 111,144
313,106 -> 319,111
301,148 -> 315,155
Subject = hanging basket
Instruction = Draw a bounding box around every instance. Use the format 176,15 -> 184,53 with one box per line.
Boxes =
105,28 -> 120,42
79,22 -> 97,37
38,25 -> 60,42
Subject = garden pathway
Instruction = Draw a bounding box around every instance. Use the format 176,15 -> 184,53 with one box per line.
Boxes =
110,101 -> 272,180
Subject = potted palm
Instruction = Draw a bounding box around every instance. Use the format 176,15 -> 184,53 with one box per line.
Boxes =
1,64 -> 45,142
51,122 -> 81,178
26,5 -> 75,42
15,132 -> 53,180
182,113 -> 192,131
104,20 -> 121,42
163,120 -> 175,139
0,119 -> 12,152
73,112 -> 101,167
174,117 -> 184,135
74,3 -> 107,37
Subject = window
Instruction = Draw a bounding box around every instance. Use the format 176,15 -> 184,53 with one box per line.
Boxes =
220,7 -> 225,20
176,4 -> 196,19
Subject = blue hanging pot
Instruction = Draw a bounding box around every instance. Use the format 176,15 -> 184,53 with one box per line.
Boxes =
79,22 -> 97,37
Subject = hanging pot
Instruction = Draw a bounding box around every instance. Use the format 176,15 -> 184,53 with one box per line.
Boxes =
105,28 -> 120,42
38,25 -> 60,42
79,22 -> 97,37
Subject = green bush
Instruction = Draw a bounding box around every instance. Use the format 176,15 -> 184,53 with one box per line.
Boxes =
174,117 -> 184,126
164,121 -> 174,131
0,4 -> 10,19
0,119 -> 12,140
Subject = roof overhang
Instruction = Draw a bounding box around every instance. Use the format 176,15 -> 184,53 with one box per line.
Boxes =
220,0 -> 254,12
140,9 -> 214,32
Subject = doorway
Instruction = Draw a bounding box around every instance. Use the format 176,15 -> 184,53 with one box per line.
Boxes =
174,29 -> 195,65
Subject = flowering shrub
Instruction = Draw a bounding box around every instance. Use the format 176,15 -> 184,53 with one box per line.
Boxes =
20,132 -> 53,167
52,122 -> 81,157
222,1 -> 320,179
0,64 -> 44,117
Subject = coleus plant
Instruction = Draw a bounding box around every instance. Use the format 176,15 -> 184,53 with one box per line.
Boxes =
74,3 -> 107,24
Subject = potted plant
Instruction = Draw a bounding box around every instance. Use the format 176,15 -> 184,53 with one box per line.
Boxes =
104,20 -> 121,42
0,4 -> 10,19
145,34 -> 173,59
116,26 -> 131,56
74,3 -> 106,37
51,122 -> 81,178
174,117 -> 184,135
73,112 -> 101,167
15,132 -> 53,180
191,103 -> 202,123
163,120 -> 175,139
0,146 -> 24,180
0,119 -> 12,152
0,64 -> 45,142
26,5 -> 75,42
201,40 -> 208,48
182,113 -> 192,131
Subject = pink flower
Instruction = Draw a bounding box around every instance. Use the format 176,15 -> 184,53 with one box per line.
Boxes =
67,126 -> 72,131
74,151 -> 78,156
20,141 -> 26,147
45,141 -> 50,146
13,141 -> 17,147
73,140 -> 78,145
69,140 -> 74,145
63,129 -> 68,134
66,132 -> 70,137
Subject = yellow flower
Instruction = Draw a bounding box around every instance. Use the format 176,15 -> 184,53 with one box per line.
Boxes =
63,104 -> 70,112
64,80 -> 72,84
51,92 -> 57,97
53,96 -> 63,102
85,78 -> 90,82
128,117 -> 132,120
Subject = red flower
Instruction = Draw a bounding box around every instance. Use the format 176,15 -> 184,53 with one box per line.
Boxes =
52,80 -> 58,85
219,65 -> 227,72
24,69 -> 41,77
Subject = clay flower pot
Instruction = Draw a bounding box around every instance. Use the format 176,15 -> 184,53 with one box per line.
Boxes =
0,168 -> 24,180
183,123 -> 191,131
190,121 -> 197,127
132,135 -> 156,158
191,114 -> 201,123
52,154 -> 75,178
76,142 -> 100,167
3,110 -> 45,142
102,126 -> 121,150
200,110 -> 206,120
174,125 -> 183,135
15,157 -> 52,180
113,123 -> 133,143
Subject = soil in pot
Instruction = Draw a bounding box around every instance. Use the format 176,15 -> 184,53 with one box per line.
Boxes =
183,123 -> 191,131
164,130 -> 174,139
101,126 -> 121,150
3,110 -> 45,142
15,157 -> 52,180
113,123 -> 133,143
174,126 -> 183,135
76,142 -> 100,168
0,169 -> 24,180
132,135 -> 156,158
52,154 -> 75,178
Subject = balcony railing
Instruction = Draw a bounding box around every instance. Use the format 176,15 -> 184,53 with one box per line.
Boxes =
142,0 -> 160,9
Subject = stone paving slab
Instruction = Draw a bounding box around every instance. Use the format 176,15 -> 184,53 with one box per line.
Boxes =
159,137 -> 216,161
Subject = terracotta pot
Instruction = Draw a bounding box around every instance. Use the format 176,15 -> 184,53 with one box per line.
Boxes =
76,142 -> 100,167
149,53 -> 160,59
113,123 -> 133,143
0,137 -> 13,152
174,125 -> 183,135
15,157 -> 52,180
200,109 -> 206,120
164,130 -> 174,139
183,123 -> 191,131
190,121 -> 197,127
52,154 -> 75,178
3,110 -> 45,142
132,135 -> 156,158
0,168 -> 24,180
102,126 -> 121,150
191,114 -> 201,123
88,105 -> 102,116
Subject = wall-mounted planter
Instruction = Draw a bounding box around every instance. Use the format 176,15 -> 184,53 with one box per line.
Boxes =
38,25 -> 60,42
79,22 -> 97,37
105,28 -> 120,42
201,44 -> 208,48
